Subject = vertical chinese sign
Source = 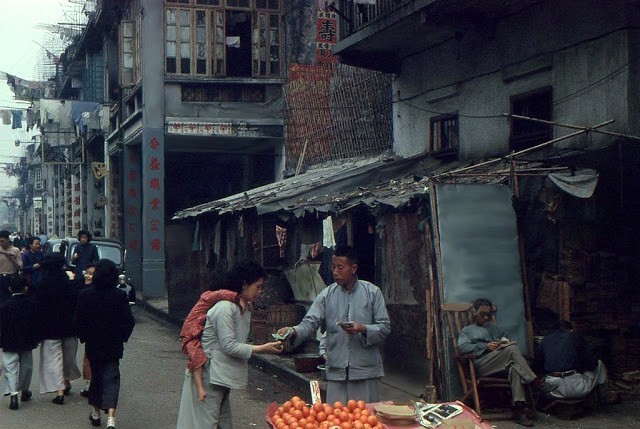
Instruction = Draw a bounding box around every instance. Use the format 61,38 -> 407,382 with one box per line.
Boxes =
64,177 -> 73,236
316,2 -> 338,64
124,147 -> 141,257
144,136 -> 163,256
71,174 -> 82,236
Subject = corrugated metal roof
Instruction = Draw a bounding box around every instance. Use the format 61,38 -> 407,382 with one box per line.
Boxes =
172,154 -> 511,220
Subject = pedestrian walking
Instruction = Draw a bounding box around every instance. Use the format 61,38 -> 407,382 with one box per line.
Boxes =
78,264 -> 96,398
0,229 -> 23,304
36,252 -> 81,405
74,259 -> 135,429
1,275 -> 38,410
176,260 -> 283,429
71,230 -> 99,279
21,236 -> 45,292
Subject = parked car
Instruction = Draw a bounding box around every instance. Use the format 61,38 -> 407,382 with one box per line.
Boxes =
42,236 -> 135,303
43,237 -> 126,272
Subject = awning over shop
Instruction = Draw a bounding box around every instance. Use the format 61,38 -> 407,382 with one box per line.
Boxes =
172,154 -> 506,220
172,150 -> 599,221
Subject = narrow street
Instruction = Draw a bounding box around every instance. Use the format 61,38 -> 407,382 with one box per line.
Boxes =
1,306 -> 300,428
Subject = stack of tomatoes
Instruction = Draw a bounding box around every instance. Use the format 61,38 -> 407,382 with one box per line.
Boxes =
270,396 -> 385,429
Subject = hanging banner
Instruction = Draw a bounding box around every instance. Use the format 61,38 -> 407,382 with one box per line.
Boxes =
316,6 -> 338,64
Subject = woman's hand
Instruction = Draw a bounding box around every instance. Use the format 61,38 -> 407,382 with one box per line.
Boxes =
197,388 -> 207,402
486,341 -> 500,351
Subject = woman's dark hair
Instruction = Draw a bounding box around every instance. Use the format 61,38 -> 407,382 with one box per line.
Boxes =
10,275 -> 28,293
42,252 -> 66,272
93,259 -> 118,288
217,260 -> 265,293
77,229 -> 92,241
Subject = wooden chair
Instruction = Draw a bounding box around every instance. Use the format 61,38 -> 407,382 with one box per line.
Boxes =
441,303 -> 535,417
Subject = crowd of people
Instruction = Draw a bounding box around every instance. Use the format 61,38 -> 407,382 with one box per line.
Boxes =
0,229 -> 135,429
2,231 -> 620,429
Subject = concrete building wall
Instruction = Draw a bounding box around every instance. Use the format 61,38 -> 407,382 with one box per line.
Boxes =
164,82 -> 284,120
392,1 -> 635,159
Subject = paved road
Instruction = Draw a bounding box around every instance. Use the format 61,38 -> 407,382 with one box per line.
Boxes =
1,306 -> 300,428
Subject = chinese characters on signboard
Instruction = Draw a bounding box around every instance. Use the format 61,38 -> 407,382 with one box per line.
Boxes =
146,137 -> 163,253
316,8 -> 338,64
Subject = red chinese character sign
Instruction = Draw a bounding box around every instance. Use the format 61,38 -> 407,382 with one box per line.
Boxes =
142,133 -> 165,255
124,146 -> 142,256
316,7 -> 338,64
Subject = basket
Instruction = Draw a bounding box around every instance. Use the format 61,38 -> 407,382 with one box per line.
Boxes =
251,304 -> 305,347
266,304 -> 306,325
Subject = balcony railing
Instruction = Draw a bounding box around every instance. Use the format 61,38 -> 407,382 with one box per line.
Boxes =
337,0 -> 412,37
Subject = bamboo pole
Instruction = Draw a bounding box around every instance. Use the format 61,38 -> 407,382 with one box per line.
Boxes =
428,181 -> 447,400
504,113 -> 640,141
432,119 -> 614,179
511,154 -> 535,356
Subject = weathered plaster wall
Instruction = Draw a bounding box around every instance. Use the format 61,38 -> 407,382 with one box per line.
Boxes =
284,0 -> 318,67
392,1 -> 635,159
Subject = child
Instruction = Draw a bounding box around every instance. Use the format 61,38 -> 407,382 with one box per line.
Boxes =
78,264 -> 96,398
180,288 -> 238,401
1,275 -> 39,410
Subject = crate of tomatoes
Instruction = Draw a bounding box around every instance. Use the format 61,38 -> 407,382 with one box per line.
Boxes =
266,396 -> 384,429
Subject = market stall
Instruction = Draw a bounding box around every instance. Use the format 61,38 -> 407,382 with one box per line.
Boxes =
265,395 -> 493,429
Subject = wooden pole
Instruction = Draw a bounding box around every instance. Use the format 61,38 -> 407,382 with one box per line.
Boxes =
295,139 -> 309,176
504,113 -> 640,141
433,119 -> 614,179
428,181 -> 447,400
511,154 -> 535,356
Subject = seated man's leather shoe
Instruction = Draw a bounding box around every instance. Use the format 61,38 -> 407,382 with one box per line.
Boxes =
9,394 -> 19,410
52,395 -> 65,405
21,390 -> 32,402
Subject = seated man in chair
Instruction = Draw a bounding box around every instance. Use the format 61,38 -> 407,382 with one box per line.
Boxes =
458,298 -> 557,427
534,320 -> 618,404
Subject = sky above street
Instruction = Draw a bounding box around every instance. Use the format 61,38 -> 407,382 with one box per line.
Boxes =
0,0 -> 68,193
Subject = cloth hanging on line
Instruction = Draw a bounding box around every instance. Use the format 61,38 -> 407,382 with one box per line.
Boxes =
322,216 -> 336,248
275,225 -> 287,258
1,110 -> 10,125
11,110 -> 22,129
549,168 -> 599,199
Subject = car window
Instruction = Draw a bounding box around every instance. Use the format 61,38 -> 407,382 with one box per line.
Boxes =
96,245 -> 122,265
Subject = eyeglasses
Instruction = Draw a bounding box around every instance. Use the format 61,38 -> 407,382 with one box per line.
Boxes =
478,311 -> 494,318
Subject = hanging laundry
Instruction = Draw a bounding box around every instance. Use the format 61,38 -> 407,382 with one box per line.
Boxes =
58,101 -> 73,129
70,101 -> 101,126
275,225 -> 287,258
39,99 -> 62,124
322,216 -> 336,248
26,108 -> 36,131
1,110 -> 10,125
310,241 -> 323,259
11,110 -> 23,129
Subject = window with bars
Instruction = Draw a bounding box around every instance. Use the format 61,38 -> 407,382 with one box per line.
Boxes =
430,113 -> 459,155
165,0 -> 282,78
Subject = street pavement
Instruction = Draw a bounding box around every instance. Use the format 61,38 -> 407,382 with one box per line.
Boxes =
2,305 -> 639,428
1,306 -> 301,429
